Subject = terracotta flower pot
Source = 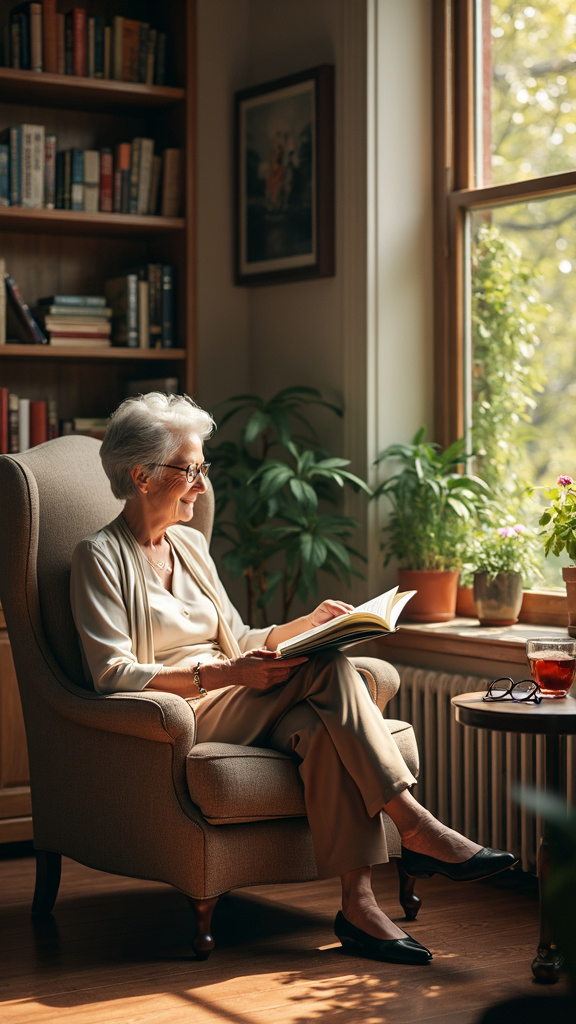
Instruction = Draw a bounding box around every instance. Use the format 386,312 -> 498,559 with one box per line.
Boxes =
456,585 -> 476,618
398,569 -> 460,623
562,566 -> 576,639
473,571 -> 523,627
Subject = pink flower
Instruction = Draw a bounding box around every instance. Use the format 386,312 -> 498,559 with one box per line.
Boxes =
497,526 -> 516,538
558,475 -> 574,487
512,523 -> 526,534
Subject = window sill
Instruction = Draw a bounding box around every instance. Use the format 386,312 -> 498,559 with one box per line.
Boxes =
370,615 -> 572,679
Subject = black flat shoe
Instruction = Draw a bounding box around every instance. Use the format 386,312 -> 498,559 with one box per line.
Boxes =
401,845 -> 518,881
334,911 -> 432,965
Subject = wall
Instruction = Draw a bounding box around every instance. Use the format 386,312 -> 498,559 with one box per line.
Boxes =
196,0 -> 433,610
195,0 -> 251,410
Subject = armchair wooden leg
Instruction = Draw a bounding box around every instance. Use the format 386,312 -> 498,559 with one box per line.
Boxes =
188,896 -> 219,959
396,858 -> 421,921
32,850 -> 62,915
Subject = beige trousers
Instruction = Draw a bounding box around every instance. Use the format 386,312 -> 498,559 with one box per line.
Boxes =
193,651 -> 416,878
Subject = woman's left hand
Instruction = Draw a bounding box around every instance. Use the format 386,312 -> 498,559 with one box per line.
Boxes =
308,600 -> 354,628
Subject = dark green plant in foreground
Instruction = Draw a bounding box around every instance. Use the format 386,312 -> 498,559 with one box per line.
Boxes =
372,427 -> 491,571
209,387 -> 371,625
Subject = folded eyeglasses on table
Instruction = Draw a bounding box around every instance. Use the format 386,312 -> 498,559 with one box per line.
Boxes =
483,677 -> 542,705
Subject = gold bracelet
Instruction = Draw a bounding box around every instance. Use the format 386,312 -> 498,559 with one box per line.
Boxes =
192,662 -> 208,698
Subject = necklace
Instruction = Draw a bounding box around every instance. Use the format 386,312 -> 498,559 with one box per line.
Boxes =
141,540 -> 173,574
143,553 -> 173,575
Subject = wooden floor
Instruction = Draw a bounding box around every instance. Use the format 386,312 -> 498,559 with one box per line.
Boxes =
0,842 -> 571,1024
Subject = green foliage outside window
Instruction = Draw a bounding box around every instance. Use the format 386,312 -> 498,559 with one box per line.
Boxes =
471,222 -> 548,511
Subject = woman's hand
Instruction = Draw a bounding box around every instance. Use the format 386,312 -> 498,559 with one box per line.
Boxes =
201,649 -> 309,692
265,599 -> 354,651
307,600 -> 354,628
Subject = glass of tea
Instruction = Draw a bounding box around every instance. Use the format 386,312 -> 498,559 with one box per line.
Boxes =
526,637 -> 576,699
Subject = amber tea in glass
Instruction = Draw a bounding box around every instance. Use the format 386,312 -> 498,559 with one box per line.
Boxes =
526,637 -> 576,699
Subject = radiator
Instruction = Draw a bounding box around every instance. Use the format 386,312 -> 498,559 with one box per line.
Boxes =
387,665 -> 576,873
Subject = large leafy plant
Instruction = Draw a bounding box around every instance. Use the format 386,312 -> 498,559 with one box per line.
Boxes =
372,427 -> 491,571
208,387 -> 371,626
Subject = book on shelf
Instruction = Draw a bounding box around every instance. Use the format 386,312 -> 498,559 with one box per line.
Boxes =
44,131 -> 56,208
113,142 -> 131,213
104,273 -> 139,348
138,21 -> 148,84
148,153 -> 162,215
83,149 -> 100,213
70,147 -> 83,210
41,0 -> 57,74
161,264 -> 175,348
154,30 -> 166,86
8,392 -> 19,453
121,17 -> 140,83
276,588 -> 417,659
18,396 -> 30,451
22,123 -> 45,207
29,398 -> 47,446
56,9 -> 64,74
160,148 -> 183,218
137,277 -> 148,349
136,137 -> 154,215
4,274 -> 47,344
99,148 -> 113,213
55,147 -> 71,208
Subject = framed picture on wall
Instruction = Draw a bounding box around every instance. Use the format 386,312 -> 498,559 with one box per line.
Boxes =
234,64 -> 335,286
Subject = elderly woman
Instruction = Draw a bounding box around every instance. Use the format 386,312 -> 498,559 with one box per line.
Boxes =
70,393 -> 516,966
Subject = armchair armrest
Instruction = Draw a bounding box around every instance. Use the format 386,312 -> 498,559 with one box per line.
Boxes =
351,656 -> 400,713
43,681 -> 197,748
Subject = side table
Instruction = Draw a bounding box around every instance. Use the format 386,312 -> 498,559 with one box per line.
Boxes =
451,691 -> 576,984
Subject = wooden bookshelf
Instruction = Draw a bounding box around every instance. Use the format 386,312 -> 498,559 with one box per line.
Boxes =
0,0 -> 197,841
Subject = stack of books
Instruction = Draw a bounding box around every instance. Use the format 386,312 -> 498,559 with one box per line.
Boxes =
31,294 -> 111,348
1,4 -> 168,84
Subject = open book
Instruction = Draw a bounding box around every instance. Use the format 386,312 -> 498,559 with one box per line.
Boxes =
277,587 -> 416,659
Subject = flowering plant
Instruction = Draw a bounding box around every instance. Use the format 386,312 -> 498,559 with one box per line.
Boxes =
469,521 -> 542,585
535,475 -> 576,564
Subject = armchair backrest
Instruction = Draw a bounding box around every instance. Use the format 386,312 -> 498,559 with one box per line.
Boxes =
0,435 -> 215,692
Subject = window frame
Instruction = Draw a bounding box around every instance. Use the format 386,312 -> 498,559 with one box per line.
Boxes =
433,0 -> 576,623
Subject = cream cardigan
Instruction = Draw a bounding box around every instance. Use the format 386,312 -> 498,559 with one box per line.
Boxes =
70,514 -> 272,694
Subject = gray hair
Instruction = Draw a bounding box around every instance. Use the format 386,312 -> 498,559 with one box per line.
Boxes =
100,392 -> 215,500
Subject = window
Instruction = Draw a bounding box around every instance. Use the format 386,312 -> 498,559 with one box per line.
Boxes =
434,0 -> 576,612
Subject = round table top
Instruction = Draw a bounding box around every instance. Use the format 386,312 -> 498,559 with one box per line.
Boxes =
451,692 -> 576,735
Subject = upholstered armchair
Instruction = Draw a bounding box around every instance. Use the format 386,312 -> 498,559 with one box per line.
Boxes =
0,435 -> 421,956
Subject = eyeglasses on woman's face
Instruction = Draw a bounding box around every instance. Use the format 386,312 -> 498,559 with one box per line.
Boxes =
153,462 -> 211,485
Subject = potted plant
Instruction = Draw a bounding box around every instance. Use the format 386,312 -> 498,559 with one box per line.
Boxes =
209,386 -> 372,625
534,474 -> 576,637
468,521 -> 541,626
372,428 -> 490,622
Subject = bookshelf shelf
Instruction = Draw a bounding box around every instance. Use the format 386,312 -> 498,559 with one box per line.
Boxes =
0,207 -> 186,237
0,67 -> 185,112
0,345 -> 186,360
0,0 -> 196,846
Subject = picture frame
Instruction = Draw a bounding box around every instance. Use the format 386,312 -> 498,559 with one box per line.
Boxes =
234,64 -> 335,286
